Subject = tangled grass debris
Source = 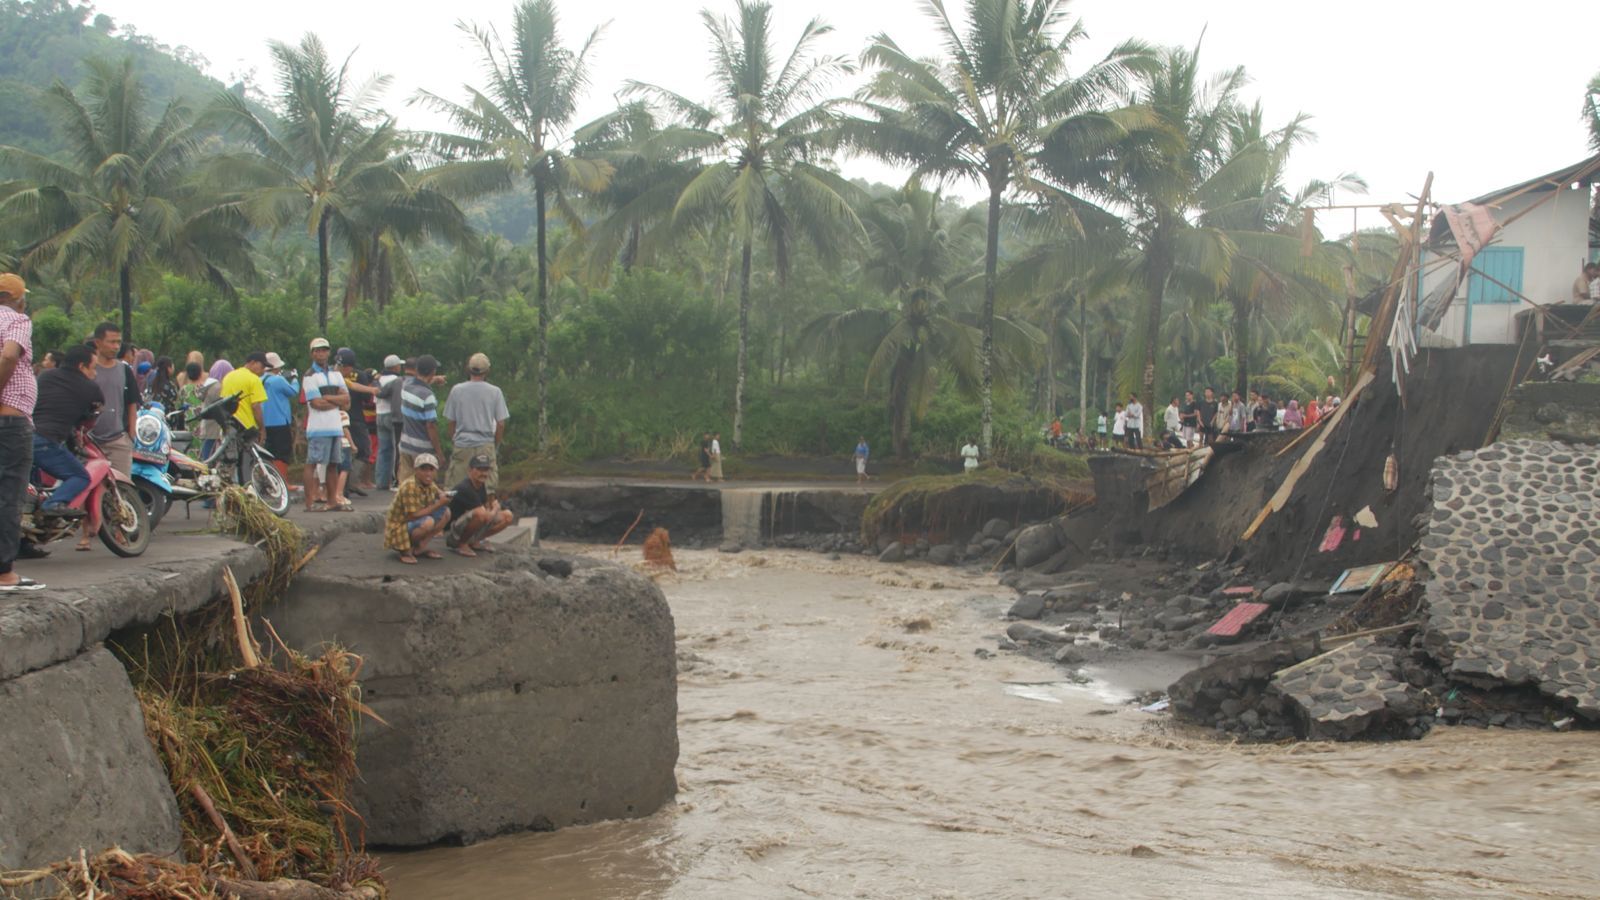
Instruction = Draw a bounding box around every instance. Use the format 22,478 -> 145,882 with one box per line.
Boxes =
2,490 -> 386,899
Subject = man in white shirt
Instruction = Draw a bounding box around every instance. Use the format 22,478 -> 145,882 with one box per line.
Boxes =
1124,395 -> 1144,449
374,354 -> 403,490
300,337 -> 349,511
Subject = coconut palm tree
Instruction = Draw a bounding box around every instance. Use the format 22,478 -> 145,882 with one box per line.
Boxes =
208,34 -> 468,332
846,0 -> 1154,454
413,0 -> 613,450
0,57 -> 254,341
629,0 -> 865,449
803,181 -> 1041,457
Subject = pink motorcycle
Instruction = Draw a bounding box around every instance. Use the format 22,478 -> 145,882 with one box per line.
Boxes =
24,427 -> 152,557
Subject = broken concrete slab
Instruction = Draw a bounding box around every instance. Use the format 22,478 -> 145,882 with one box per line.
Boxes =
1271,637 -> 1422,740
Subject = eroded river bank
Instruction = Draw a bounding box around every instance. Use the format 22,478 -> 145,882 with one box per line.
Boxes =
383,546 -> 1600,899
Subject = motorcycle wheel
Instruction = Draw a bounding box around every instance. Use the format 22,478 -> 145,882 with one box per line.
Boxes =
133,478 -> 172,530
99,481 -> 152,557
248,454 -> 292,516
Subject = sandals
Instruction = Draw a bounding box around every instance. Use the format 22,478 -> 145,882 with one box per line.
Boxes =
306,501 -> 328,513
418,549 -> 443,560
471,542 -> 496,554
0,577 -> 45,592
330,499 -> 356,512
398,553 -> 418,565
453,546 -> 478,558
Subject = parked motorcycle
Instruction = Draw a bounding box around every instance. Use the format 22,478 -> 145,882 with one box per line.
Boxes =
186,394 -> 292,516
24,427 -> 152,557
131,402 -> 224,528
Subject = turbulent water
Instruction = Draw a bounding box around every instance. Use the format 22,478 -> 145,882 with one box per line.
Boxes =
383,547 -> 1600,899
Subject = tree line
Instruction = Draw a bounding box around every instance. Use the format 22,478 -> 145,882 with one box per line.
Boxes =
9,0 -> 1583,462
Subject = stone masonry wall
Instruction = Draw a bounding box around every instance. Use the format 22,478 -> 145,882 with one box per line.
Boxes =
1419,440 -> 1600,717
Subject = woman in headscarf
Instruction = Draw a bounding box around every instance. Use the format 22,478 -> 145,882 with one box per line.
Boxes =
1283,399 -> 1304,430
133,348 -> 155,394
1305,397 -> 1321,427
197,359 -> 233,460
175,350 -> 205,388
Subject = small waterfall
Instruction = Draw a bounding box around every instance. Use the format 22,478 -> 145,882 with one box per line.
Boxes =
720,489 -> 767,546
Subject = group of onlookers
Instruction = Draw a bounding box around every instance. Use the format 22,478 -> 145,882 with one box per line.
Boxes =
0,271 -> 520,589
1062,384 -> 1345,453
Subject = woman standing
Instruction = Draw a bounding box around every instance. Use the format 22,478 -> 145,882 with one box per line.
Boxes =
197,359 -> 232,460
1283,400 -> 1304,430
708,432 -> 725,482
960,437 -> 980,473
1111,404 -> 1126,447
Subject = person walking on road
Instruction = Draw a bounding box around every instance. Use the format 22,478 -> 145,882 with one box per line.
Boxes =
707,431 -> 725,481
854,436 -> 870,484
442,353 -> 509,491
0,273 -> 42,591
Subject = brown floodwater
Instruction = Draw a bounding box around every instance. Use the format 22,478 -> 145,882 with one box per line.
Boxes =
382,547 -> 1600,899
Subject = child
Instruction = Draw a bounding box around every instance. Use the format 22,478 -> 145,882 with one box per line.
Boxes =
1112,403 -> 1127,447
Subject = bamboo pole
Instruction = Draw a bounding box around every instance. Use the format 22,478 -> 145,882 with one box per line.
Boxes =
222,566 -> 260,669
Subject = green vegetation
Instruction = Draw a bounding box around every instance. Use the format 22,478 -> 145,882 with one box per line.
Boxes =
5,0 -> 1596,471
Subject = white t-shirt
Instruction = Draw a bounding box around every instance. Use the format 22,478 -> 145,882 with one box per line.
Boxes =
1096,414 -> 1107,433
375,372 -> 399,417
1112,411 -> 1126,436
961,443 -> 979,469
301,365 -> 347,439
710,439 -> 722,457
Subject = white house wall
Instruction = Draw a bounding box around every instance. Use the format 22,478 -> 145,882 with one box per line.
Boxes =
1420,185 -> 1592,345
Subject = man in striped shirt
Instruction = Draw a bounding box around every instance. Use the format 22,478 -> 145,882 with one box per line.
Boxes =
397,354 -> 444,484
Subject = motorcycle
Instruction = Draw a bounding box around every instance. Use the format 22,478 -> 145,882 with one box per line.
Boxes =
24,427 -> 152,557
131,402 -> 224,528
185,393 -> 292,516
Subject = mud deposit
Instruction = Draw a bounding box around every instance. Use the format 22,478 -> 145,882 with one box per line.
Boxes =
382,548 -> 1600,899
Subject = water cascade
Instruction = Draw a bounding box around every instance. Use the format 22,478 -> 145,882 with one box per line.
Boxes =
720,489 -> 766,546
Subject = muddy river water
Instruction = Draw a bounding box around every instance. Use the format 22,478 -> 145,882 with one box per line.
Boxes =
383,547 -> 1600,899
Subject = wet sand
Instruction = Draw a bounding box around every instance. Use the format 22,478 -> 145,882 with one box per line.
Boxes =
383,547 -> 1600,899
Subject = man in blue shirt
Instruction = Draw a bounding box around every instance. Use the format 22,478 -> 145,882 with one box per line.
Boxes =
260,351 -> 300,484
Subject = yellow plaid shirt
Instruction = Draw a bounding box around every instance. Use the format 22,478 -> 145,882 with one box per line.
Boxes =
384,477 -> 443,551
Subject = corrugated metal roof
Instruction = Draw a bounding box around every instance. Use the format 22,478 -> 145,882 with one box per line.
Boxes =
1206,601 -> 1270,637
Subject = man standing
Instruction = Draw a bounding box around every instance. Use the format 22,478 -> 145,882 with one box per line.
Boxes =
442,352 -> 509,490
88,322 -> 138,477
1164,396 -> 1183,446
260,352 -> 300,484
397,355 -> 444,484
445,453 -> 514,557
1200,387 -> 1219,446
374,354 -> 404,490
1179,390 -> 1200,447
32,345 -> 103,517
1124,395 -> 1144,450
853,436 -> 870,484
0,273 -> 42,591
300,337 -> 348,512
1573,262 -> 1600,303
221,351 -> 269,439
384,452 -> 452,564
335,348 -> 376,495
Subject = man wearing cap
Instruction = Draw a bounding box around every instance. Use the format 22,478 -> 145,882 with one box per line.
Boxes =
301,337 -> 349,511
445,453 -> 515,557
397,354 -> 444,484
443,352 -> 509,490
373,354 -> 404,490
260,352 -> 300,483
0,273 -> 42,591
221,351 -> 269,438
383,452 -> 452,564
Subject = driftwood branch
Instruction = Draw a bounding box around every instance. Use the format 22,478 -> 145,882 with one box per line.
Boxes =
222,565 -> 261,669
211,877 -> 382,899
190,783 -> 258,881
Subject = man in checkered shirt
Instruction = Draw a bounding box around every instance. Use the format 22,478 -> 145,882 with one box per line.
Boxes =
0,273 -> 41,591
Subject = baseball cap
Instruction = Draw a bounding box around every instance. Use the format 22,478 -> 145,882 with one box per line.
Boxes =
264,351 -> 285,369
383,354 -> 404,369
414,453 -> 439,469
335,347 -> 357,366
469,453 -> 494,470
468,352 -> 491,374
309,337 -> 331,350
0,273 -> 24,301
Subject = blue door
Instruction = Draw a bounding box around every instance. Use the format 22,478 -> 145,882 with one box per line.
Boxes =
1464,246 -> 1523,344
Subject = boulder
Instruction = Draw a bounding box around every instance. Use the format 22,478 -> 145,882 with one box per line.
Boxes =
1013,523 -> 1062,569
269,538 -> 679,847
1007,595 -> 1046,620
0,648 -> 182,868
982,518 -> 1011,540
1005,622 -> 1070,644
718,542 -> 744,554
927,544 -> 958,566
878,542 -> 907,563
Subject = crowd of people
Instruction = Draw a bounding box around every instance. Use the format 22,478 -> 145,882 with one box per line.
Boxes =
0,272 -> 518,590
1046,381 -> 1344,454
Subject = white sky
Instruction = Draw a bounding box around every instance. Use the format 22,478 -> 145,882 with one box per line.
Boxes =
93,0 -> 1597,232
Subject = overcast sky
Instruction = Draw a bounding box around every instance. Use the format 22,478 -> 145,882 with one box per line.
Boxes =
94,0 -> 1597,233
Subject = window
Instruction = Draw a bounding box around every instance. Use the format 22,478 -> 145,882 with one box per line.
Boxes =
1466,246 -> 1524,304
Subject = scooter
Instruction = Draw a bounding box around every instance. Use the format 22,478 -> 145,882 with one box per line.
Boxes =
131,402 -> 224,528
24,427 -> 152,557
